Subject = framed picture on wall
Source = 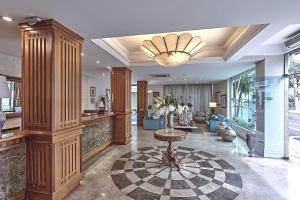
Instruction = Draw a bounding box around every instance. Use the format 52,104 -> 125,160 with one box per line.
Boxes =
153,92 -> 159,98
90,98 -> 95,104
221,94 -> 227,108
90,87 -> 96,97
215,92 -> 221,106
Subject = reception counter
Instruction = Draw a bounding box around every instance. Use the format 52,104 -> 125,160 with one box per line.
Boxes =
0,113 -> 114,200
81,113 -> 114,163
0,130 -> 26,200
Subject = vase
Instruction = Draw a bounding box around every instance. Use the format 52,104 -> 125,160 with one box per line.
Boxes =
216,122 -> 226,136
165,112 -> 174,133
247,131 -> 256,157
221,127 -> 237,142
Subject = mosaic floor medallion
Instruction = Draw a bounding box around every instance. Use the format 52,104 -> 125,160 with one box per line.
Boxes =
111,146 -> 242,200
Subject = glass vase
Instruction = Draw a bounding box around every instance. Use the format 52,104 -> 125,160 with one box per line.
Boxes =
165,112 -> 174,133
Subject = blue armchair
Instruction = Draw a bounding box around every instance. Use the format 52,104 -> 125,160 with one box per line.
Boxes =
143,115 -> 165,130
205,114 -> 230,133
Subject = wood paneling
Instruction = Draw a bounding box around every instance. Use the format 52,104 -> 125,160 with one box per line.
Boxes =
20,19 -> 84,200
54,31 -> 81,130
7,190 -> 25,200
137,81 -> 148,126
111,67 -> 131,144
22,30 -> 52,131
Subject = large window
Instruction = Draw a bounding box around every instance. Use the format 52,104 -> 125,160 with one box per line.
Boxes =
287,49 -> 300,111
230,68 -> 256,129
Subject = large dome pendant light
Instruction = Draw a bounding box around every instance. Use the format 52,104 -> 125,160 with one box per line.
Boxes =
140,33 -> 206,67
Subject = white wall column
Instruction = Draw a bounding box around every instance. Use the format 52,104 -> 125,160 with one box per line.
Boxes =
256,55 -> 285,158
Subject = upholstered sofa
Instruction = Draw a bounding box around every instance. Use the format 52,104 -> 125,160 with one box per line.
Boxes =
143,115 -> 165,130
205,114 -> 231,133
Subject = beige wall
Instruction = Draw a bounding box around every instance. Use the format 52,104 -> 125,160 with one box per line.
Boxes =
81,72 -> 110,111
0,53 -> 21,77
148,85 -> 164,106
213,80 -> 228,116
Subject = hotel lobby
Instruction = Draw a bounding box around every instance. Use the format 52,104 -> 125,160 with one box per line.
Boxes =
1,1 -> 300,200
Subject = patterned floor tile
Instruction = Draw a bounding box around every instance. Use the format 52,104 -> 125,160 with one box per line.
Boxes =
111,146 -> 242,200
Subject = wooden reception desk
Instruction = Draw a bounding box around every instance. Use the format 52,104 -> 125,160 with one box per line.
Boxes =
0,113 -> 115,200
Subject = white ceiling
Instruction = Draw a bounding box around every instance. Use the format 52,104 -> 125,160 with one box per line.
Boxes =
0,0 -> 300,84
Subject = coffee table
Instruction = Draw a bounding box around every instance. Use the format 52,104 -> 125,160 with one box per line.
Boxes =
173,125 -> 198,132
154,129 -> 186,170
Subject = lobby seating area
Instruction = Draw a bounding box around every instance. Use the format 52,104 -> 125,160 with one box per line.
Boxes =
1,1 -> 300,200
205,114 -> 231,133
143,115 -> 165,130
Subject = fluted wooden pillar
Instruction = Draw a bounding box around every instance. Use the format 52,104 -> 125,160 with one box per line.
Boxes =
111,67 -> 131,144
137,81 -> 148,126
20,19 -> 83,200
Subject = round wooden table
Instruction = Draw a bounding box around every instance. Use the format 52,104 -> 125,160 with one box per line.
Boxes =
154,129 -> 186,171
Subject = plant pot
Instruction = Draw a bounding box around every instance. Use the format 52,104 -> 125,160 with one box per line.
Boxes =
247,131 -> 256,157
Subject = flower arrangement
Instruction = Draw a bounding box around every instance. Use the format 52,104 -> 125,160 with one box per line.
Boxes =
154,95 -> 179,115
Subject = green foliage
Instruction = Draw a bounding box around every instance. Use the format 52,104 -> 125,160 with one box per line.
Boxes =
154,95 -> 179,109
187,102 -> 193,107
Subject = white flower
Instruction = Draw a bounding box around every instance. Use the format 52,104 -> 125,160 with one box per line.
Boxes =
177,105 -> 183,114
159,106 -> 167,115
169,105 -> 175,112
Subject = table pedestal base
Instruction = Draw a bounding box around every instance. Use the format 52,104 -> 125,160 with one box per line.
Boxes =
162,141 -> 180,171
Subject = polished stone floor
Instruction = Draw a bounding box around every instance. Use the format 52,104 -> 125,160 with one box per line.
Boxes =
66,126 -> 300,200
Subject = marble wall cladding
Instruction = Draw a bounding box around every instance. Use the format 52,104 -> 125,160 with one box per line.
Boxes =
82,119 -> 113,155
0,143 -> 26,200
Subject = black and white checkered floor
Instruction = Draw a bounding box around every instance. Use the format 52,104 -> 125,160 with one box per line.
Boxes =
111,146 -> 242,200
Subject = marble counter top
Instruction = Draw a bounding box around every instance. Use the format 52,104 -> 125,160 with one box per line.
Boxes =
81,113 -> 115,126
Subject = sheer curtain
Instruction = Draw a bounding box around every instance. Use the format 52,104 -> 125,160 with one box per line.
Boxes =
163,84 -> 212,113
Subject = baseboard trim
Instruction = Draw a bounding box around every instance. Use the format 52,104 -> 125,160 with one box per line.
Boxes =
26,173 -> 83,200
82,140 -> 112,163
53,173 -> 83,200
8,190 -> 25,200
264,148 -> 284,158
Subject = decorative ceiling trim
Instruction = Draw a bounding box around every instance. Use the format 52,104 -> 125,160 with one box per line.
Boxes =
91,38 -> 129,66
93,24 -> 267,66
223,24 -> 268,61
129,56 -> 224,67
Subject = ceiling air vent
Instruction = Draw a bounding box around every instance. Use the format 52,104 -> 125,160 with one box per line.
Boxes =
284,32 -> 300,50
150,74 -> 170,78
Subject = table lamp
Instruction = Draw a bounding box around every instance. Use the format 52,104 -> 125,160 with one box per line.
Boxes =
0,75 -> 10,137
208,102 -> 217,115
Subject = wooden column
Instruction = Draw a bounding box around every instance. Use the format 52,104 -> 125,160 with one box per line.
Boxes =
137,81 -> 148,126
20,20 -> 84,200
111,67 -> 131,144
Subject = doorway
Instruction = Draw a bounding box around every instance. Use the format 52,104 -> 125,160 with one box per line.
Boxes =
131,85 -> 137,125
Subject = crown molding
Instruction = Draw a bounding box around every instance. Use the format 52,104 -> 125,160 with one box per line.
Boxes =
224,24 -> 268,61
92,38 -> 129,66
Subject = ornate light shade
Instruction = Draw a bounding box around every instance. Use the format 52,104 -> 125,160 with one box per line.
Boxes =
140,33 -> 206,67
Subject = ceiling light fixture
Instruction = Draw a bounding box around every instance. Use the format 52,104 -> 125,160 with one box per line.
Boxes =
2,16 -> 13,22
140,33 -> 206,67
96,60 -> 100,64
